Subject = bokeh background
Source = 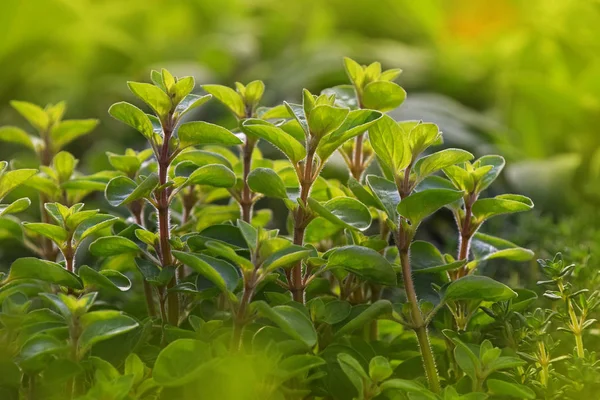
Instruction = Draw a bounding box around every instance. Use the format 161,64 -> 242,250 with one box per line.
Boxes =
2,0 -> 600,278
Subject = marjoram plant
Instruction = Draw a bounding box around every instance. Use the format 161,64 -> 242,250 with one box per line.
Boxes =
0,57 -> 594,400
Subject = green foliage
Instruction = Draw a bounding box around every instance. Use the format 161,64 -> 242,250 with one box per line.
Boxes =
3,56 -> 594,400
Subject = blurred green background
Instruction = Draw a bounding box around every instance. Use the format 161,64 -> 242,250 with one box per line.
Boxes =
2,0 -> 600,264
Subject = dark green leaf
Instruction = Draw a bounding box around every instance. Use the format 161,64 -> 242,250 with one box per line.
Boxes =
9,258 -> 82,289
443,276 -> 517,302
254,301 -> 317,347
308,197 -> 372,231
105,174 -> 158,207
79,312 -> 139,354
248,167 -> 288,199
153,339 -> 215,386
327,246 -> 396,285
185,164 -> 236,188
397,189 -> 463,227
172,251 -> 238,293
486,379 -> 535,399
366,175 -> 400,219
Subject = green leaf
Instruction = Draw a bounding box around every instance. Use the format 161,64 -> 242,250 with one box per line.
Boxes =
343,57 -> 365,89
89,236 -> 140,257
172,251 -> 237,293
368,115 -> 410,175
172,76 -> 195,105
0,169 -> 38,200
0,197 -> 31,216
248,167 -> 288,199
22,222 -> 68,245
257,104 -> 291,120
173,150 -> 232,169
335,300 -> 392,338
369,356 -> 393,382
18,335 -> 66,372
202,84 -> 246,118
0,126 -> 35,150
175,94 -> 212,117
278,354 -> 326,381
241,120 -> 306,164
327,246 -> 396,285
107,153 -> 142,176
254,301 -> 317,347
79,266 -> 132,292
78,313 -> 139,354
308,197 -> 372,231
315,300 -> 352,324
8,257 -> 82,289
185,164 -> 236,188
410,241 -> 465,274
262,245 -> 312,272
366,175 -> 400,219
65,209 -> 99,231
244,80 -> 265,107
317,109 -> 382,161
105,174 -> 159,207
337,353 -> 367,394
443,276 -> 517,302
50,119 -> 99,151
284,102 -> 309,135
153,339 -> 215,386
487,379 -> 535,399
127,82 -> 172,118
10,101 -> 49,131
74,215 -> 118,243
347,177 -> 379,209
321,85 -> 359,109
472,194 -> 533,222
109,102 -> 155,140
397,189 -> 463,227
307,105 -> 349,138
475,155 -> 505,192
380,379 -> 437,400
44,203 -> 69,225
467,233 -> 534,270
361,81 -> 406,112
178,121 -> 242,149
414,149 -> 474,179
53,151 -> 77,183
204,240 -> 254,271
408,122 -> 441,156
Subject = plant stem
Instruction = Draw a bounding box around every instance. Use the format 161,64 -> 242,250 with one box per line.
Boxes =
369,284 -> 382,340
457,193 -> 477,278
559,281 -> 585,357
157,120 -> 178,326
350,133 -> 364,180
399,238 -> 441,393
290,148 -> 316,303
574,333 -> 585,358
566,298 -> 584,357
132,206 -> 157,318
231,272 -> 256,351
240,139 -> 256,223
